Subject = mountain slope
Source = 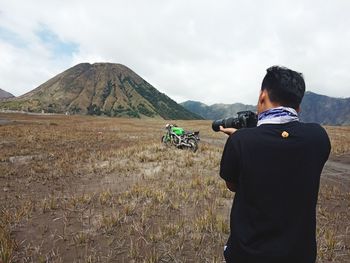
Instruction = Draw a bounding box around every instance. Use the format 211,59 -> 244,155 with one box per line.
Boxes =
0,89 -> 14,99
300,91 -> 350,125
0,63 -> 201,120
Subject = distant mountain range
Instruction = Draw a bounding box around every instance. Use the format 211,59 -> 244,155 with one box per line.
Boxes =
181,92 -> 350,125
0,63 -> 201,120
180,101 -> 256,120
299,92 -> 350,125
0,89 -> 14,99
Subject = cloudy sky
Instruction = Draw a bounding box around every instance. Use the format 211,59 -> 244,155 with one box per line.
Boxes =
0,0 -> 349,105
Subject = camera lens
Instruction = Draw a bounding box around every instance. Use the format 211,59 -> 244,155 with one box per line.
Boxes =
224,117 -> 238,129
212,119 -> 224,132
211,111 -> 257,132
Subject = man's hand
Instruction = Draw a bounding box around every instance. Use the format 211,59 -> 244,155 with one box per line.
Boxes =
219,126 -> 237,136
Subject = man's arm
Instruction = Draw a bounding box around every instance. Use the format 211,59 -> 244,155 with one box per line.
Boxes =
219,126 -> 237,136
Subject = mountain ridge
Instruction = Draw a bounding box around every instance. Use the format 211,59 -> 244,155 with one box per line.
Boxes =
181,100 -> 256,120
181,91 -> 350,125
299,91 -> 350,125
0,63 -> 202,120
0,88 -> 15,100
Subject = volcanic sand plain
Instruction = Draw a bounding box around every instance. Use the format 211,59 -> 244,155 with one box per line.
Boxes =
0,113 -> 349,263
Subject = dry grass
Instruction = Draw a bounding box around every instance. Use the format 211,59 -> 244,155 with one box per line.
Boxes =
325,126 -> 350,155
0,112 -> 349,262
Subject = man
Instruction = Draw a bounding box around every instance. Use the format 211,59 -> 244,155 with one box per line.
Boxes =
220,66 -> 331,263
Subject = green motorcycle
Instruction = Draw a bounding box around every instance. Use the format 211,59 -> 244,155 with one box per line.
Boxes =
161,124 -> 200,152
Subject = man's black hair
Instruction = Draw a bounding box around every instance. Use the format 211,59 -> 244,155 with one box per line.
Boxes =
261,66 -> 305,109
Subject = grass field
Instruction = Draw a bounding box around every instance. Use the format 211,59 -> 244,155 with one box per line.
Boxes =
0,113 -> 349,262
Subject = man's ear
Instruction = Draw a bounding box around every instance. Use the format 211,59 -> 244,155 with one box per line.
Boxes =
296,106 -> 301,113
259,89 -> 267,104
257,89 -> 266,114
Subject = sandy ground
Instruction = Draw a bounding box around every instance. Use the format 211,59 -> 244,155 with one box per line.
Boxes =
0,113 -> 349,262
323,153 -> 350,191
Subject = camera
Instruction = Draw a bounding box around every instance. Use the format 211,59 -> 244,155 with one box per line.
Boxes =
212,111 -> 257,132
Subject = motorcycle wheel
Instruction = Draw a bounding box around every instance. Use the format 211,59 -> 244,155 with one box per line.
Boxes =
162,135 -> 170,147
173,136 -> 180,146
188,138 -> 198,153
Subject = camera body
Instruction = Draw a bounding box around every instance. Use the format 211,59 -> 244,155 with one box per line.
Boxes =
212,111 -> 257,132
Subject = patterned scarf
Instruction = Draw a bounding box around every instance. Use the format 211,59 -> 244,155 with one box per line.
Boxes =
257,106 -> 299,126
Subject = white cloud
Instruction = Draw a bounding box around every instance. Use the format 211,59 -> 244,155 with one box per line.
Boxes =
0,0 -> 349,103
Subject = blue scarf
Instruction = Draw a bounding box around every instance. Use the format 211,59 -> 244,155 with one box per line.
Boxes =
257,107 -> 299,126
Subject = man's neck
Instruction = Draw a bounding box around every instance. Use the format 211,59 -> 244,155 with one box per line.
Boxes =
259,103 -> 282,114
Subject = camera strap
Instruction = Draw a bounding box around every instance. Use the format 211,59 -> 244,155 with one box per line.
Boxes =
257,107 -> 299,126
